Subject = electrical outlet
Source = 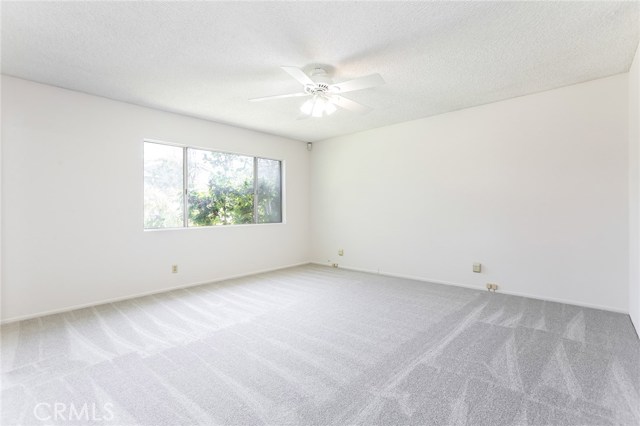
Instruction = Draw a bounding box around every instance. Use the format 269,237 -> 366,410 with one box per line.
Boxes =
172,265 -> 178,274
332,263 -> 339,268
486,283 -> 498,292
338,249 -> 344,256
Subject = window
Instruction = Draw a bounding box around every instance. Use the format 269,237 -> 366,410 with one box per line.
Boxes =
143,143 -> 184,229
144,141 -> 282,229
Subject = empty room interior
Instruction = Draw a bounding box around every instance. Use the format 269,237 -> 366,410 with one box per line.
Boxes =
2,2 -> 640,425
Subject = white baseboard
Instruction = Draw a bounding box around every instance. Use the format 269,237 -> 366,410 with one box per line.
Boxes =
1,262 -> 312,324
310,261 -> 628,314
4,260 -> 628,324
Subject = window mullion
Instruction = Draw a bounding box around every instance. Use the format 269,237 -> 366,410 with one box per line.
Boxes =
183,147 -> 188,228
253,157 -> 258,224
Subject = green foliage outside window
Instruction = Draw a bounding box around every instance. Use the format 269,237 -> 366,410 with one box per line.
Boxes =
188,151 -> 254,225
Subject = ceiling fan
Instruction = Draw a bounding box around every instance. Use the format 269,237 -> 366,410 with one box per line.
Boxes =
249,66 -> 385,118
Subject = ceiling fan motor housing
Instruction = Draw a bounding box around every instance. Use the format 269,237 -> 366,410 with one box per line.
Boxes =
304,68 -> 333,95
304,82 -> 330,95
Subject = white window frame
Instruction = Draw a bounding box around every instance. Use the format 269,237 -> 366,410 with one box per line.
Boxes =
143,139 -> 284,230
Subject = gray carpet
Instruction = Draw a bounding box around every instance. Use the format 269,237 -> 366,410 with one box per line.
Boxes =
1,264 -> 639,425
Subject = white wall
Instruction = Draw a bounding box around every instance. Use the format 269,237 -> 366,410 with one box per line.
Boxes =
2,71 -> 633,321
311,74 -> 629,312
630,42 -> 640,332
1,76 -> 309,322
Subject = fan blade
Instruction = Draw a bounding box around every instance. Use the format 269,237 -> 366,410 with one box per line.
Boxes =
249,92 -> 309,102
329,73 -> 385,93
330,95 -> 372,114
281,66 -> 315,86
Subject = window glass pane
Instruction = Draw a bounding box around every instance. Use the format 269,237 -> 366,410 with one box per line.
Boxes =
188,149 -> 254,226
144,142 -> 184,229
257,158 -> 282,223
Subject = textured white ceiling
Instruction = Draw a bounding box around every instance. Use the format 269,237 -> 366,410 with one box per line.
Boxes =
2,1 -> 639,142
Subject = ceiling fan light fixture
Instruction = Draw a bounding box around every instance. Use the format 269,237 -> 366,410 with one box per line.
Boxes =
300,98 -> 314,115
311,97 -> 326,118
302,95 -> 337,118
